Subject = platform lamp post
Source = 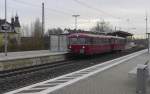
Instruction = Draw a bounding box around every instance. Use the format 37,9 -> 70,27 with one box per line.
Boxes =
146,33 -> 150,53
72,15 -> 80,30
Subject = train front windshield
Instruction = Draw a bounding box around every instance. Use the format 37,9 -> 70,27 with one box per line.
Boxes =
69,38 -> 86,45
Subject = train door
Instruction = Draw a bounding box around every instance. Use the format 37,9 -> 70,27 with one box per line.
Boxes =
110,38 -> 115,51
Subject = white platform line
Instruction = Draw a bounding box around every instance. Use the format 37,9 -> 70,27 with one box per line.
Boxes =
5,49 -> 147,94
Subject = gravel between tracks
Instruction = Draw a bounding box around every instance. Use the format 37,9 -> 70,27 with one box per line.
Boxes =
0,47 -> 145,93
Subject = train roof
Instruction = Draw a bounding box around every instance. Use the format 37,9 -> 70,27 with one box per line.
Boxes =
68,33 -> 125,39
68,33 -> 111,38
111,36 -> 125,39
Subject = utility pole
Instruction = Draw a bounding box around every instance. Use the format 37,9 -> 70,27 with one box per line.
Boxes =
4,0 -> 8,56
72,15 -> 80,30
42,2 -> 45,37
145,12 -> 148,39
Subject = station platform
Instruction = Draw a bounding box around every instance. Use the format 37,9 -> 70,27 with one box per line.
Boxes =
52,51 -> 150,94
5,49 -> 150,94
0,50 -> 67,61
0,50 -> 68,71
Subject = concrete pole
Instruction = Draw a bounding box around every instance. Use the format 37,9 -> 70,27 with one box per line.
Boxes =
4,0 -> 8,56
42,2 -> 45,37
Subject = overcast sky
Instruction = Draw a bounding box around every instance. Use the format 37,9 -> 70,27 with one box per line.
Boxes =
0,0 -> 150,38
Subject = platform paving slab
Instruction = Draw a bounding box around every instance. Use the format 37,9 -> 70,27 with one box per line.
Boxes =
51,53 -> 150,94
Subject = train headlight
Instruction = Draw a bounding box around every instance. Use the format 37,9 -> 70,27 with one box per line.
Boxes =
69,46 -> 71,49
82,46 -> 85,49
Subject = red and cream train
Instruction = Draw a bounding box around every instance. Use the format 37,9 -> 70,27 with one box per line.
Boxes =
67,33 -> 126,55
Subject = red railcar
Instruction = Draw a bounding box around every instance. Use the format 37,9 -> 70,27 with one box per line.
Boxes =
68,33 -> 125,55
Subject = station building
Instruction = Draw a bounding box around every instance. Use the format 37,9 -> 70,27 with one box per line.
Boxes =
0,15 -> 21,48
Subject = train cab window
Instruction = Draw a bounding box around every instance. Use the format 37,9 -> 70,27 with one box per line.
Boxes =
70,38 -> 78,44
69,38 -> 85,44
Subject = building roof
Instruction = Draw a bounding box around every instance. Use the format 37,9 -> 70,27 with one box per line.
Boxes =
107,30 -> 133,38
66,29 -> 107,35
68,32 -> 109,38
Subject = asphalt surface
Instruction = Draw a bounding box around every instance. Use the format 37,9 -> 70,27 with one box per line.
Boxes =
0,47 -> 145,93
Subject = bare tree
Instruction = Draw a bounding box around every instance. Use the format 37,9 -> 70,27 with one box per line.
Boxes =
91,20 -> 112,33
32,18 -> 43,38
31,18 -> 44,49
21,25 -> 31,37
47,28 -> 63,35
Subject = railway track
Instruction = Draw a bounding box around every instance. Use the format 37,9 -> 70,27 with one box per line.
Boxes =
0,47 -> 145,78
0,60 -> 75,78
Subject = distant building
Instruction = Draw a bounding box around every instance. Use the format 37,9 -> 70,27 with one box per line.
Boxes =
0,14 -> 21,47
107,30 -> 133,38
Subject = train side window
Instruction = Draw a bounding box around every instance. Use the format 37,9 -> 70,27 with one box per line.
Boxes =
91,38 -> 94,44
108,39 -> 110,44
95,38 -> 98,45
85,38 -> 92,44
103,38 -> 105,45
105,39 -> 107,45
106,39 -> 109,45
92,38 -> 95,45
96,38 -> 98,44
112,39 -> 115,44
101,38 -> 104,45
104,38 -> 107,45
98,38 -> 101,44
97,38 -> 101,44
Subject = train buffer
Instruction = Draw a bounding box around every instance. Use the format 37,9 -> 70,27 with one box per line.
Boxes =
5,49 -> 150,94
